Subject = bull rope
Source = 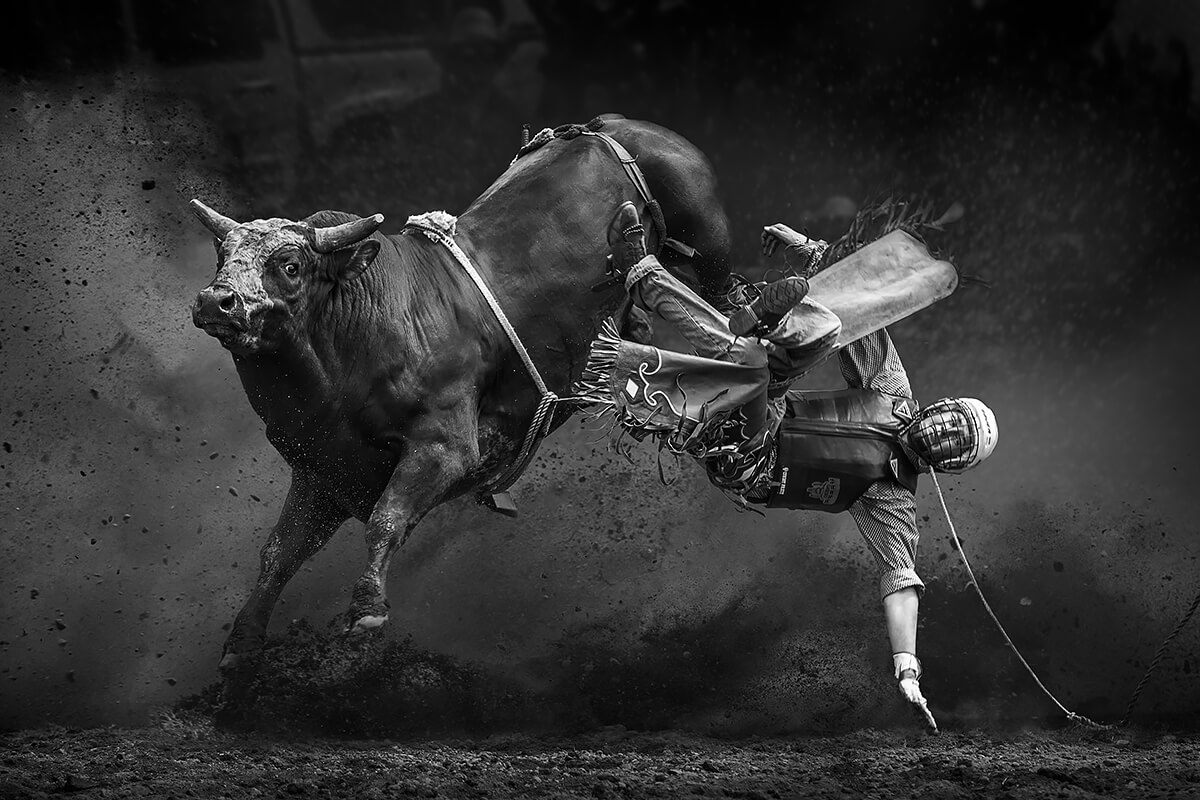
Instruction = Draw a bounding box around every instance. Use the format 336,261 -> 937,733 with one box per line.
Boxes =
402,213 -> 571,507
926,469 -> 1109,728
929,469 -> 1200,729
1120,586 -> 1200,725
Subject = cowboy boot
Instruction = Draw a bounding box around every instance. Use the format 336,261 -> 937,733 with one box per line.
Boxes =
606,200 -> 648,282
727,275 -> 811,336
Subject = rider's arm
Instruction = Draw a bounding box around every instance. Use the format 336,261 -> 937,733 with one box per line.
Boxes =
844,329 -> 934,718
849,475 -> 928,700
849,481 -> 925,603
839,328 -> 912,397
884,586 -> 919,658
886,584 -> 934,725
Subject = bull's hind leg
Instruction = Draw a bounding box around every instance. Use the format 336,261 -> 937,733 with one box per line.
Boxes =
347,409 -> 479,634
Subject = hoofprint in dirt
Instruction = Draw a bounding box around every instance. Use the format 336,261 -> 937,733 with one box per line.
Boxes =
1,721 -> 1197,800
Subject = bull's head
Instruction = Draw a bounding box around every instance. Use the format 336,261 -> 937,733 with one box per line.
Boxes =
189,199 -> 384,354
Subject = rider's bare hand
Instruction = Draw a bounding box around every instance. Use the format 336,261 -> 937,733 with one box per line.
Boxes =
761,223 -> 808,257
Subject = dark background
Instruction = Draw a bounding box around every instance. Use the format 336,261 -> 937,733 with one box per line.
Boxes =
1,0 -> 1198,734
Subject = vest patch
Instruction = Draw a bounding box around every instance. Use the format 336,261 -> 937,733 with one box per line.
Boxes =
807,477 -> 841,505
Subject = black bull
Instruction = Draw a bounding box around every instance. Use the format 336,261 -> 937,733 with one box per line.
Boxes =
189,117 -> 732,672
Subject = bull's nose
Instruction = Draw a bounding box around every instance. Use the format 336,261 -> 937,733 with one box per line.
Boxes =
193,285 -> 246,327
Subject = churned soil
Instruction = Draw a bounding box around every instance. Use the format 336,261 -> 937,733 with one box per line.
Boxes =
1,719 -> 1197,800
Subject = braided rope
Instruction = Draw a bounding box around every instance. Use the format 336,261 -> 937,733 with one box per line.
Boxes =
928,469 -> 1109,728
1121,587 -> 1200,726
932,469 -> 1200,727
487,390 -> 567,494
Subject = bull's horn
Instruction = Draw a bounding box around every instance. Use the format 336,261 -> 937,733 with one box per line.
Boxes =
189,199 -> 240,240
311,214 -> 385,253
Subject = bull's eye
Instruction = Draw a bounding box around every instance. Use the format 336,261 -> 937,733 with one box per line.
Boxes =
283,262 -> 299,277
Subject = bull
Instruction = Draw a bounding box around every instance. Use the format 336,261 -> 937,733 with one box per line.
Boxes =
189,116 -> 731,676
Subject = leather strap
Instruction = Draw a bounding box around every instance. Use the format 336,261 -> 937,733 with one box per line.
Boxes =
579,130 -> 654,208
404,220 -> 550,396
578,130 -> 697,259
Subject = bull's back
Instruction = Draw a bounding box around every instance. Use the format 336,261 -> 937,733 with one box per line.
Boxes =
455,131 -> 636,394
450,117 -> 731,461
462,116 -> 730,289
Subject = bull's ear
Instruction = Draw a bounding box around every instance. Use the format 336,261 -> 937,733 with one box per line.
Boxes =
329,240 -> 381,282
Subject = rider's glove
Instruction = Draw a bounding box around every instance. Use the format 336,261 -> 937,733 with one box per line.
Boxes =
893,651 -> 926,704
898,675 -> 926,706
892,651 -> 923,681
893,652 -> 937,730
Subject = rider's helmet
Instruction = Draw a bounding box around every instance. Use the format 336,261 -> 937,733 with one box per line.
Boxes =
901,397 -> 998,473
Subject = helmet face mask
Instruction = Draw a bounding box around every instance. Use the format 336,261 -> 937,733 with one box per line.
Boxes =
903,397 -> 998,473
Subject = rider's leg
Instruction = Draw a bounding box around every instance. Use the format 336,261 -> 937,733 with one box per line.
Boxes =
628,260 -> 767,365
764,298 -> 842,386
609,201 -> 763,366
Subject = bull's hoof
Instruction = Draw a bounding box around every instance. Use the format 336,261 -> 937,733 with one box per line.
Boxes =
218,651 -> 243,673
213,701 -> 254,732
216,659 -> 260,731
347,614 -> 389,635
218,645 -> 262,676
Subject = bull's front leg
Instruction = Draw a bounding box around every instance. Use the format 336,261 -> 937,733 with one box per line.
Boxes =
347,410 -> 479,633
222,470 -> 349,671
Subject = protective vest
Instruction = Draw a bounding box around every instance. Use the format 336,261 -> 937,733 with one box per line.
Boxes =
766,389 -> 920,513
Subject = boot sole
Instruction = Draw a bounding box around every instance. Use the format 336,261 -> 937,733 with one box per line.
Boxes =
728,277 -> 809,335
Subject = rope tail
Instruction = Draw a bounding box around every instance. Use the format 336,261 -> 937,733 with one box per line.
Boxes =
1120,587 -> 1200,726
928,469 -> 1110,729
933,468 -> 1200,728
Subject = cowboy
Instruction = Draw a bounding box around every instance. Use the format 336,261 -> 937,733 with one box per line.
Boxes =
575,202 -> 998,726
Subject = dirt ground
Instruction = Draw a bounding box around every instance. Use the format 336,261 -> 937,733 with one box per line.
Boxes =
2,718 -> 1197,800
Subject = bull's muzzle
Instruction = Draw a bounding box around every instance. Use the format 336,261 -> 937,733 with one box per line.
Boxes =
192,284 -> 250,339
